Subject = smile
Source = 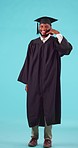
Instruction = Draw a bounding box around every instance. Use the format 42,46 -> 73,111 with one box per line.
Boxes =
41,31 -> 46,34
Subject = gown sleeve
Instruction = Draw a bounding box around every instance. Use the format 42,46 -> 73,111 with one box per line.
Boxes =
17,42 -> 31,84
54,37 -> 73,57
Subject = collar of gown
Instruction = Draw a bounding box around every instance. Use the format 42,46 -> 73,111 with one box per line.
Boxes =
40,34 -> 51,43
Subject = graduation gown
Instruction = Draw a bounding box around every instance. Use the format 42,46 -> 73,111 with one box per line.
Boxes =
18,36 -> 72,127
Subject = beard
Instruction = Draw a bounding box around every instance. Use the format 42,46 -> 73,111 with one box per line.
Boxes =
40,32 -> 49,37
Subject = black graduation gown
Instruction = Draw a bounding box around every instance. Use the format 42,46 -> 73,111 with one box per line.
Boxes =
18,36 -> 72,127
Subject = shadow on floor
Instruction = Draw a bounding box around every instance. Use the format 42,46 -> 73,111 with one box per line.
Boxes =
0,140 -> 78,148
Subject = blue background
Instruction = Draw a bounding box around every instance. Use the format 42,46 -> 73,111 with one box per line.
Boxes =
0,0 -> 78,148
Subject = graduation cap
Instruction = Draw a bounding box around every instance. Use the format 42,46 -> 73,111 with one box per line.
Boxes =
34,16 -> 58,34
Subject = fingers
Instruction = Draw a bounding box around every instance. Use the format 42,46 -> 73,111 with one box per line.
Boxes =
25,85 -> 28,92
52,29 -> 60,34
46,29 -> 53,35
46,28 -> 59,35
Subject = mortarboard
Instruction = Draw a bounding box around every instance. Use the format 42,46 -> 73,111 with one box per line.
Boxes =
34,16 -> 58,34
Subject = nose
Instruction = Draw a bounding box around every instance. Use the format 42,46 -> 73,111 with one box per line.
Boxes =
42,26 -> 46,31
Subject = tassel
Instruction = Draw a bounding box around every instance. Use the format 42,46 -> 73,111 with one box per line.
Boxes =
37,22 -> 39,34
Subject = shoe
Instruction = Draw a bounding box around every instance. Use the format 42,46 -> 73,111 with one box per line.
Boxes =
43,139 -> 52,148
28,137 -> 37,147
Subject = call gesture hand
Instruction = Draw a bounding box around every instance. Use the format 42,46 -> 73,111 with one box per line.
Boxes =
46,28 -> 60,35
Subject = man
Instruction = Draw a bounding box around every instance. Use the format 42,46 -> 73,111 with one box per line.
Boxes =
18,16 -> 72,148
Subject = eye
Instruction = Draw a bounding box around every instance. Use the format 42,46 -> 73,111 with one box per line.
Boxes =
45,25 -> 50,29
40,25 -> 43,28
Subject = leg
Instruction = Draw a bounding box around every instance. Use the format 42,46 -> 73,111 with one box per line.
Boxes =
28,125 -> 39,147
31,125 -> 39,139
44,121 -> 52,147
44,121 -> 52,139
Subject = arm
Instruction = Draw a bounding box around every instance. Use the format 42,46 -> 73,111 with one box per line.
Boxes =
46,28 -> 73,56
54,36 -> 72,56
18,42 -> 31,84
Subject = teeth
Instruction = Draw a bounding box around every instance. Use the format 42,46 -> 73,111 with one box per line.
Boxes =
42,31 -> 46,33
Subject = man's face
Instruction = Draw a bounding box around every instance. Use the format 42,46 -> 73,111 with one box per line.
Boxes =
39,23 -> 51,37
